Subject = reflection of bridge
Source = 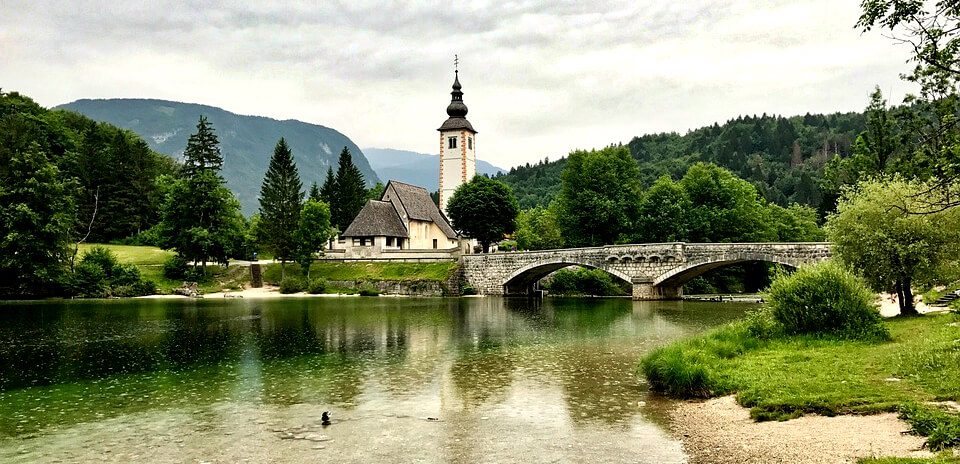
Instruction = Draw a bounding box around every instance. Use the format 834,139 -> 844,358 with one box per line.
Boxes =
461,242 -> 831,300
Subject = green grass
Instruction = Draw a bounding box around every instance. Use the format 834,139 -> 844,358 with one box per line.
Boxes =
76,243 -> 174,266
859,454 -> 960,463
262,261 -> 458,285
641,313 -> 960,449
139,264 -> 250,295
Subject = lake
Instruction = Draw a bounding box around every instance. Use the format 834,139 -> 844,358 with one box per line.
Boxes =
0,296 -> 750,463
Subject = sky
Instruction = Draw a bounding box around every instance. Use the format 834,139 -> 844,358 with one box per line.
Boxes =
2,1 -> 916,169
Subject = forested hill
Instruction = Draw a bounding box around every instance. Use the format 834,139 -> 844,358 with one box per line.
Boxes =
363,147 -> 505,192
496,111 -> 867,213
57,99 -> 380,215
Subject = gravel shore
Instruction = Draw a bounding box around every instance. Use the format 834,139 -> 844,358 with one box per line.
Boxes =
670,396 -> 932,463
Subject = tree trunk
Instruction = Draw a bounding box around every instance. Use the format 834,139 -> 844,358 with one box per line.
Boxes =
482,242 -> 490,253
280,259 -> 286,280
899,276 -> 918,316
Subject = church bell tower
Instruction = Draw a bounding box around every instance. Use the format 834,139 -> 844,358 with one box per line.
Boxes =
437,59 -> 477,213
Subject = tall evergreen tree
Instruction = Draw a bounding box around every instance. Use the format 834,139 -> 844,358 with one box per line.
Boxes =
257,138 -> 303,276
332,147 -> 367,231
158,118 -> 243,273
320,166 -> 337,223
308,182 -> 321,202
182,116 -> 222,176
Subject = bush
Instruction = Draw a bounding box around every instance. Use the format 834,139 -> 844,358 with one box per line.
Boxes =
359,285 -> 380,296
163,255 -> 191,280
545,267 -> 626,296
461,284 -> 477,296
766,261 -> 888,340
307,278 -> 326,295
279,276 -> 305,294
68,261 -> 110,298
65,247 -> 157,298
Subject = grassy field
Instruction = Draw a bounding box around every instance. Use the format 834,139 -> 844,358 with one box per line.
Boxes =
642,313 -> 960,453
262,261 -> 458,284
76,243 -> 174,266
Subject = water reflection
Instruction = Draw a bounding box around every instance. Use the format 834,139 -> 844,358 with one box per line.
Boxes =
0,296 -> 749,461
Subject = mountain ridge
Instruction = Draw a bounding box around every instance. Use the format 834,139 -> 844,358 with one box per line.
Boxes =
363,147 -> 505,192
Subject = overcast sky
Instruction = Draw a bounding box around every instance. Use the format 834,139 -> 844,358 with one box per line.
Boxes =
2,1 -> 915,169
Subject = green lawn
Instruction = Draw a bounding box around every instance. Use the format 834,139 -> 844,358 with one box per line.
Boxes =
76,243 -> 174,266
642,313 -> 960,453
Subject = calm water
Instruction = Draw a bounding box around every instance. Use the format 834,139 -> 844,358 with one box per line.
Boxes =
0,296 -> 749,463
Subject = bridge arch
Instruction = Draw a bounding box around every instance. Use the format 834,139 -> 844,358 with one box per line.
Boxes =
501,259 -> 632,295
653,252 -> 806,288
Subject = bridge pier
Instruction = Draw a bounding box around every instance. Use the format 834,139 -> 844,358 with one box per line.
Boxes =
632,279 -> 682,301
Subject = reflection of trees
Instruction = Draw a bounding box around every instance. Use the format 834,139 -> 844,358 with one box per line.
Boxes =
450,345 -> 515,409
556,347 -> 639,425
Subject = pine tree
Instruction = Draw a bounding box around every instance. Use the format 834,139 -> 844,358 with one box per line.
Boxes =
332,147 -> 367,231
320,166 -> 337,220
257,138 -> 303,276
182,116 -> 222,175
308,182 -> 321,202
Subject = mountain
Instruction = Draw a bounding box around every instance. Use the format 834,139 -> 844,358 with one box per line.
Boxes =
363,147 -> 505,192
57,98 -> 380,215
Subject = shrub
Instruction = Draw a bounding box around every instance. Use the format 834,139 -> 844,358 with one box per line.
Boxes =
80,246 -> 120,276
163,255 -> 191,280
545,267 -> 626,296
766,261 -> 888,340
308,278 -> 326,295
279,276 -> 305,294
68,261 -> 110,298
359,285 -> 380,296
461,284 -> 478,296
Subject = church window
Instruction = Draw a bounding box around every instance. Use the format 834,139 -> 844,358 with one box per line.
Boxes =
433,239 -> 438,249
448,136 -> 457,149
468,137 -> 473,150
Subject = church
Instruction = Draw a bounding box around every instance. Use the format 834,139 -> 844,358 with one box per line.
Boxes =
336,67 -> 478,257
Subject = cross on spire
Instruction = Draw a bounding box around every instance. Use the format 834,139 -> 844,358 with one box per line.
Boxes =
454,54 -> 459,73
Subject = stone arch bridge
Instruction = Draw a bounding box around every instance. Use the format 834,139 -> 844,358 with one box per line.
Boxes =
460,242 -> 831,300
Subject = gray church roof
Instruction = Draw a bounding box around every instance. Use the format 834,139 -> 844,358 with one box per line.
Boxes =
341,200 -> 407,238
384,181 -> 458,239
438,117 -> 476,133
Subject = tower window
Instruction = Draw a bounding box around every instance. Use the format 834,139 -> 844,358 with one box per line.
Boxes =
468,137 -> 473,150
448,136 -> 457,149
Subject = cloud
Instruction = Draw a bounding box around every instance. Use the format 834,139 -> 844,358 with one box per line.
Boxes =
1,0 -> 915,168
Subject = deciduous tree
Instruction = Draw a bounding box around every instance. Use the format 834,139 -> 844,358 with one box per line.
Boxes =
447,176 -> 519,252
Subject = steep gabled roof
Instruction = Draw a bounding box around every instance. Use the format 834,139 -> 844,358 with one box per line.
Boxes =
383,180 -> 458,239
341,200 -> 407,238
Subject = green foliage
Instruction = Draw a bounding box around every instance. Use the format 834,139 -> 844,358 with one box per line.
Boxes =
308,182 -> 321,202
631,175 -> 691,242
766,261 -> 888,340
66,246 -> 156,297
157,119 -> 245,272
514,205 -> 564,250
496,112 -> 868,213
295,199 -> 333,277
767,203 -> 825,241
545,267 -> 627,296
332,147 -> 368,232
262,261 -> 457,284
446,175 -> 520,252
899,403 -> 960,451
555,146 -> 641,247
279,276 -> 306,294
162,255 -> 191,280
826,177 -> 960,314
181,116 -> 223,175
681,162 -> 775,242
460,284 -> 477,296
319,166 -> 336,208
307,278 -> 327,294
257,138 -> 304,267
358,285 -> 381,296
0,142 -> 74,296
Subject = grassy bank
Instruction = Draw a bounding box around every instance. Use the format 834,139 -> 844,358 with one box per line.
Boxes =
262,261 -> 458,284
642,312 -> 960,451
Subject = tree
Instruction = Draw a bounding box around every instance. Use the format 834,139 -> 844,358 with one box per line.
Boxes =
680,163 -> 774,242
320,166 -> 336,205
332,147 -> 367,232
257,138 -> 303,277
157,120 -> 243,274
367,182 -> 385,201
514,205 -> 563,250
631,175 -> 691,243
447,176 -> 519,252
182,116 -> 223,176
858,2 -> 960,211
825,177 -> 960,315
294,199 -> 333,278
308,182 -> 321,202
0,144 -> 74,296
555,146 -> 642,247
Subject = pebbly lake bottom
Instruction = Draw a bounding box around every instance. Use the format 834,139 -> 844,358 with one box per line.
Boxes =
0,296 -> 751,463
